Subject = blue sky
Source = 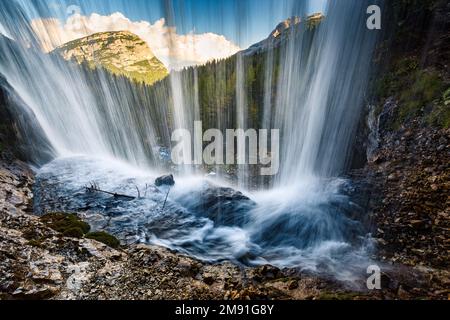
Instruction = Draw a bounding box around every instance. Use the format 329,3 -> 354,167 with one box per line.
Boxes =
31,0 -> 327,48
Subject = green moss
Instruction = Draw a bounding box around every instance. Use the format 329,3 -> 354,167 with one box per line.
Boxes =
27,239 -> 43,247
395,57 -> 419,77
392,70 -> 444,129
443,87 -> 450,105
375,52 -> 449,130
426,103 -> 450,129
375,57 -> 419,99
399,70 -> 443,118
40,212 -> 90,238
85,231 -> 120,248
62,227 -> 85,238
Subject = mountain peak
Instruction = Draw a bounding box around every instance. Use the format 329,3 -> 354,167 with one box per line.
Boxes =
53,31 -> 168,85
271,16 -> 302,38
243,13 -> 324,56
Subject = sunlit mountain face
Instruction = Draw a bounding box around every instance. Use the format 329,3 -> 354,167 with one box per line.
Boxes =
0,0 -> 383,281
16,0 -> 328,69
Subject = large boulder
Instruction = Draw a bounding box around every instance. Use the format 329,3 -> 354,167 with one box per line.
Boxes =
177,182 -> 255,227
155,174 -> 175,187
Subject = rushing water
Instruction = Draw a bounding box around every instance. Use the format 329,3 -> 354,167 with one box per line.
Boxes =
0,0 -> 381,280
34,156 -> 373,280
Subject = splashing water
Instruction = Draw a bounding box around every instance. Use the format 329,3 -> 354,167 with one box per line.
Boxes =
0,0 -> 381,280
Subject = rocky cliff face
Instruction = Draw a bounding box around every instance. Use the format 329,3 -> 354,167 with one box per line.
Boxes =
0,74 -> 53,166
53,31 -> 168,85
347,0 -> 450,296
243,13 -> 324,55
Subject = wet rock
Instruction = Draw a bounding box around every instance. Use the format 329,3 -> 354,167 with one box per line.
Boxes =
155,174 -> 175,187
256,265 -> 282,280
178,183 -> 255,227
378,97 -> 398,132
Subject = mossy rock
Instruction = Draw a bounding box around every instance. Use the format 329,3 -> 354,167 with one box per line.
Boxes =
386,70 -> 445,130
62,227 -> 85,238
85,231 -> 120,248
398,71 -> 443,117
40,212 -> 90,238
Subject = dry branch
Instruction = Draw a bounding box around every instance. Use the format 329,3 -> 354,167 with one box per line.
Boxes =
85,182 -> 136,200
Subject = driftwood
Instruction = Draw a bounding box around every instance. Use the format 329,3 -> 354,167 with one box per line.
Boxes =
85,182 -> 169,210
132,183 -> 149,199
161,186 -> 171,211
85,182 -> 136,200
133,183 -> 141,199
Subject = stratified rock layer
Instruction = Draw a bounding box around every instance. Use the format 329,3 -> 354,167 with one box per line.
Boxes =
54,31 -> 168,85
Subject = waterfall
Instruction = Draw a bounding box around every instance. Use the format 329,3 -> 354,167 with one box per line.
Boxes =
235,53 -> 248,188
0,1 -> 166,169
272,1 -> 380,184
0,0 -> 379,183
1,0 -> 382,275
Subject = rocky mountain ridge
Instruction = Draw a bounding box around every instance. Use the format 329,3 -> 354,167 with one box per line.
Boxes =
243,13 -> 324,55
53,31 -> 168,85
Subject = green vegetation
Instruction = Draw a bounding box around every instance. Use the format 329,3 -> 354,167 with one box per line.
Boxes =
375,57 -> 419,98
426,99 -> 450,129
397,70 -> 444,122
40,212 -> 90,238
102,58 -> 168,85
443,87 -> 450,105
62,227 -> 85,238
27,239 -> 44,247
86,231 -> 120,248
40,212 -> 121,248
375,56 -> 448,129
374,0 -> 449,130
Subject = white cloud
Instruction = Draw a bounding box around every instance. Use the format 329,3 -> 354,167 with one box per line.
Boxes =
31,12 -> 241,70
